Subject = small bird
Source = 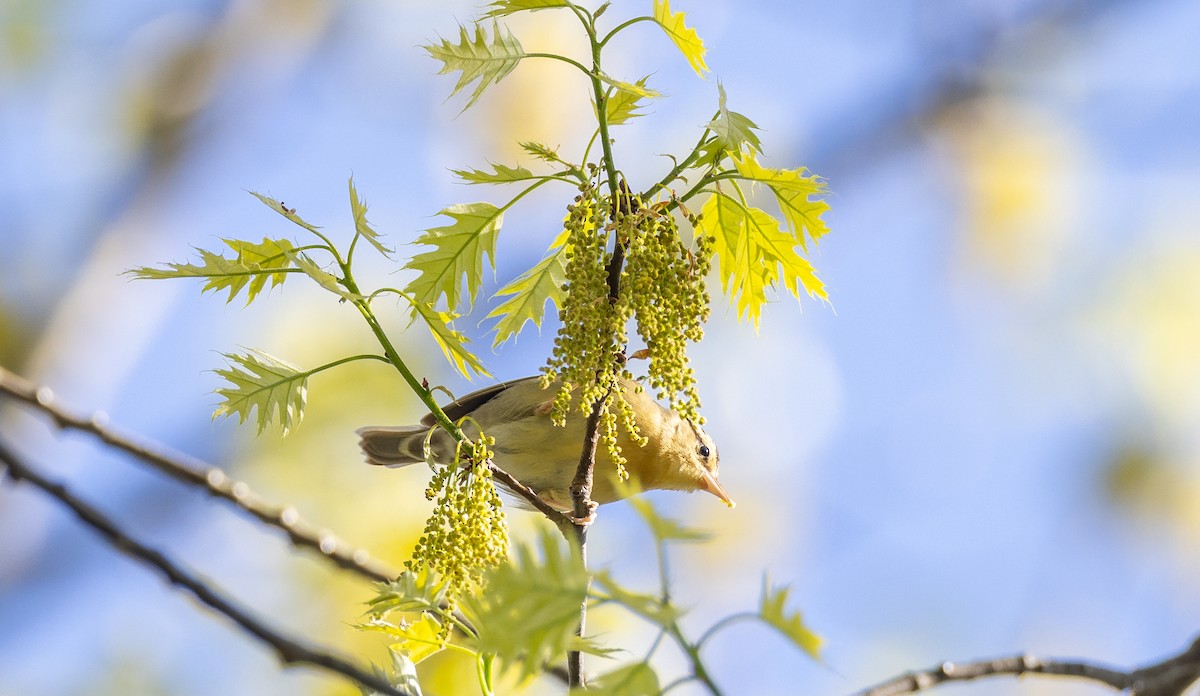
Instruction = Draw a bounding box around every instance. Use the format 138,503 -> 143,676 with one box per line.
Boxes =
357,376 -> 733,513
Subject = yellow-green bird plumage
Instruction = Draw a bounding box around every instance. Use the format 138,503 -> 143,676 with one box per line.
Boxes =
357,377 -> 732,511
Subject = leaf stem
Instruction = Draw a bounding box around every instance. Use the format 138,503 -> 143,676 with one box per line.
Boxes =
640,127 -> 716,202
338,273 -> 465,441
589,53 -> 622,197
522,52 -> 593,79
597,16 -> 655,49
306,228 -> 346,268
667,623 -> 726,696
560,0 -> 593,34
694,612 -> 758,650
301,353 -> 392,379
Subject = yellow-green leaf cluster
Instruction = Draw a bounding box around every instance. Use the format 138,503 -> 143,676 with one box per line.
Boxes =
361,614 -> 446,665
461,529 -> 593,681
367,568 -> 450,618
698,192 -> 822,327
520,140 -> 567,164
732,151 -> 830,248
697,156 -> 830,327
211,349 -> 307,435
595,72 -> 662,100
701,83 -> 762,163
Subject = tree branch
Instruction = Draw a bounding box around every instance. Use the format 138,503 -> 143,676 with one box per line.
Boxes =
563,182 -> 641,691
855,634 -> 1200,696
486,461 -> 571,525
0,365 -> 396,584
0,436 -> 413,696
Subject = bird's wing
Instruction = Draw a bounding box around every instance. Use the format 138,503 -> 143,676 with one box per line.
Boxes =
419,375 -> 543,426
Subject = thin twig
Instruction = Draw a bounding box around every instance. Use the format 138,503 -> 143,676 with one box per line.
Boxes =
0,365 -> 396,583
487,461 -> 571,525
855,634 -> 1200,696
0,437 -> 413,696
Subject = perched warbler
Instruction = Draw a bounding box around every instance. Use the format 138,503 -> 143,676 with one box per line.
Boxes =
357,376 -> 733,512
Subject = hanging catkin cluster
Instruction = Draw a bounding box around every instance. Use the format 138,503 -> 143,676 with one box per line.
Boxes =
541,181 -> 642,476
407,432 -> 507,633
622,207 -> 712,424
542,180 -> 712,476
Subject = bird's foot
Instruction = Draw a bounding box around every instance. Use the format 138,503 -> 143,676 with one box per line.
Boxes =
566,500 -> 598,527
540,492 -> 597,527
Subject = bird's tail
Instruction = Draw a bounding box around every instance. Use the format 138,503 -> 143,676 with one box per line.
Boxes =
356,425 -> 432,467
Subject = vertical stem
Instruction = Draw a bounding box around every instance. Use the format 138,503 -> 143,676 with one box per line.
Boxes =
341,276 -> 464,441
566,402 -> 603,686
564,13 -> 634,688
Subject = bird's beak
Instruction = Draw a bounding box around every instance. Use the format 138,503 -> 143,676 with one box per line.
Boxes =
699,471 -> 735,508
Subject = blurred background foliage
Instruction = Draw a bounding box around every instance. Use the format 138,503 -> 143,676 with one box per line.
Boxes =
2,0 -> 1199,694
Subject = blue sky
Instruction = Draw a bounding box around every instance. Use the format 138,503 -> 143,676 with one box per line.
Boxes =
3,1 -> 1200,694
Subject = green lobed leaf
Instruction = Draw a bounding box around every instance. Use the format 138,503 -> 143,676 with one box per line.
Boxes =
652,0 -> 708,76
571,662 -> 660,696
461,528 -> 594,680
593,572 -> 682,628
749,210 -> 824,302
701,83 -> 763,163
424,21 -> 525,111
698,190 -> 825,328
596,77 -> 652,127
759,578 -> 822,659
409,301 -> 491,379
731,150 -> 830,249
249,191 -> 323,234
284,250 -> 364,302
486,230 -> 569,347
388,615 -> 446,665
349,177 -> 394,256
482,0 -> 572,18
595,72 -> 662,99
128,237 -> 296,305
697,189 -> 743,297
367,568 -> 451,618
520,141 -> 571,166
404,202 -> 503,313
452,162 -> 538,185
626,495 -> 712,543
212,349 -> 307,436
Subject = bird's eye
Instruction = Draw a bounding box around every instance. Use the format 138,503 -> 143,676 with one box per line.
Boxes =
698,444 -> 711,458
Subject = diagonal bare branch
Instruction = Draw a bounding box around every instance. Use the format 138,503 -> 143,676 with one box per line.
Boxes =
854,635 -> 1200,696
0,365 -> 397,583
0,436 -> 413,696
